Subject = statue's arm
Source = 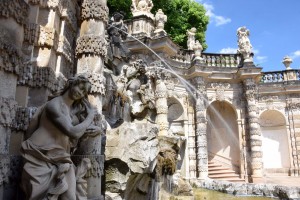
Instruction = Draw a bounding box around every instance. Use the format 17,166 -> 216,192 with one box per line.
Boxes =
45,100 -> 94,139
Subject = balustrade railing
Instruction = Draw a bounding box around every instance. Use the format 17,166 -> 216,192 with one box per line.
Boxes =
261,69 -> 300,83
202,53 -> 241,68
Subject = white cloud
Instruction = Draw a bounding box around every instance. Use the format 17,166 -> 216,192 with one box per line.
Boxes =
202,3 -> 231,26
256,56 -> 268,63
290,50 -> 300,59
219,47 -> 237,54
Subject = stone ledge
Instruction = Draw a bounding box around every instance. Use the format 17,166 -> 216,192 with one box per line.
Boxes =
191,179 -> 300,199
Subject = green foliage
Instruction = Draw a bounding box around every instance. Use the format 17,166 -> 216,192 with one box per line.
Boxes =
107,0 -> 209,49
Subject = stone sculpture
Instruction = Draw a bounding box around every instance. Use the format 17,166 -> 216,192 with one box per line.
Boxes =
21,74 -> 101,200
131,0 -> 153,13
237,26 -> 253,62
193,40 -> 204,61
187,27 -> 197,50
107,12 -> 131,62
154,9 -> 167,35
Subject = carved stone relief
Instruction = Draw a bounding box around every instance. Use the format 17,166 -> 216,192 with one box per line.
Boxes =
76,35 -> 108,57
81,0 -> 109,22
0,0 -> 29,25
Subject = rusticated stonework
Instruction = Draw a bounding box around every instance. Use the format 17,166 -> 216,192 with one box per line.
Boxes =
38,26 -> 58,48
0,97 -> 18,128
18,65 -> 66,92
81,0 -> 109,21
0,0 -> 29,25
76,35 -> 108,57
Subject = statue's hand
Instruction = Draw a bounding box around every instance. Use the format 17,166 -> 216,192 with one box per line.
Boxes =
85,124 -> 101,137
83,99 -> 96,118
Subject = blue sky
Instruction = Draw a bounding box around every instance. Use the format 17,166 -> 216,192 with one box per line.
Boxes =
196,0 -> 300,72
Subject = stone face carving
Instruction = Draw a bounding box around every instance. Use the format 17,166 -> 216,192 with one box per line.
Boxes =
81,0 -> 109,21
76,35 -> 108,57
0,0 -> 29,25
154,9 -> 167,34
187,27 -> 196,50
237,26 -> 253,62
211,82 -> 231,102
20,75 -> 101,199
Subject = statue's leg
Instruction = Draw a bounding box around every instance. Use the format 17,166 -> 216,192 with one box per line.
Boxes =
60,164 -> 76,200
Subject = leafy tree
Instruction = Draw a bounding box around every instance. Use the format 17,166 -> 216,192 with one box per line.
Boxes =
107,0 -> 209,49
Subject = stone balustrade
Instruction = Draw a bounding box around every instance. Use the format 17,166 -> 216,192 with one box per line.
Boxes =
202,53 -> 241,67
261,70 -> 300,83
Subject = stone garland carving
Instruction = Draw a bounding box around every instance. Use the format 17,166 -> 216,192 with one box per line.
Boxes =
13,107 -> 38,131
18,65 -> 66,93
24,23 -> 39,45
0,0 -> 29,25
57,35 -> 75,64
243,78 -> 263,177
76,35 -> 108,57
0,97 -> 18,128
81,0 -> 109,22
38,25 -> 58,49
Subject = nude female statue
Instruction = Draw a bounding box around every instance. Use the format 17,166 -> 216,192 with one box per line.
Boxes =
21,74 -> 100,200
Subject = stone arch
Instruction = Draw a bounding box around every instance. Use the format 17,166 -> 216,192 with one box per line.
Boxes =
206,101 -> 240,173
259,110 -> 290,171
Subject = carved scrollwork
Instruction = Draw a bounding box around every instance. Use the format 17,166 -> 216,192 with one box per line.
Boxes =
81,0 -> 109,21
0,0 -> 29,25
76,35 -> 108,57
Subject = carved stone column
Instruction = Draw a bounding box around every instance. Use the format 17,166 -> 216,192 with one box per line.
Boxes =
243,78 -> 263,182
75,0 -> 108,199
187,103 -> 197,179
155,79 -> 169,136
193,77 -> 208,180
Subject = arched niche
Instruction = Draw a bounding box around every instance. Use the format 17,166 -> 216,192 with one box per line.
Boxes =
207,101 -> 240,172
167,97 -> 184,135
259,110 -> 290,170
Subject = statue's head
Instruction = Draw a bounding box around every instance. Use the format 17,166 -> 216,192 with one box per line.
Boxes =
67,74 -> 92,100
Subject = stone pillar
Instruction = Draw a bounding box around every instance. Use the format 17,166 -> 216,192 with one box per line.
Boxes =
243,78 -> 264,182
0,0 -> 29,198
187,105 -> 197,179
193,77 -> 208,180
155,79 -> 169,136
286,99 -> 300,176
75,0 -> 108,199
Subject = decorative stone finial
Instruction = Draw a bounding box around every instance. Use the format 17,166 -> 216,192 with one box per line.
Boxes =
282,56 -> 293,70
131,0 -> 154,18
154,9 -> 167,35
237,26 -> 253,63
187,27 -> 197,50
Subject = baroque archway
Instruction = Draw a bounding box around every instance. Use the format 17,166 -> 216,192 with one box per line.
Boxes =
207,101 -> 240,173
259,110 -> 290,173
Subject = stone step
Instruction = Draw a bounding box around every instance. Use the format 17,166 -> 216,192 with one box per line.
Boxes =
209,170 -> 236,175
209,173 -> 240,178
208,166 -> 230,171
214,177 -> 245,182
208,163 -> 222,168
